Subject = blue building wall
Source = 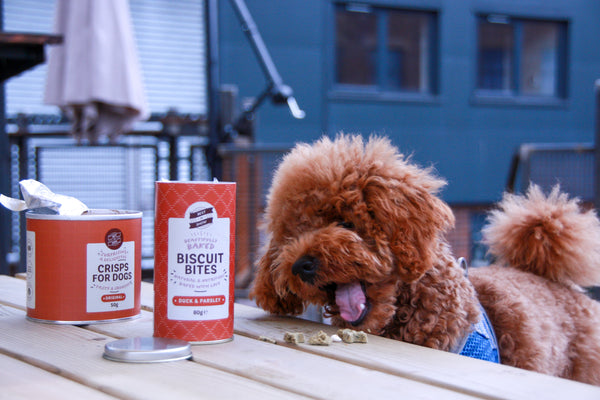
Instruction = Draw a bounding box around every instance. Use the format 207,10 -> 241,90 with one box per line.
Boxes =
218,0 -> 600,205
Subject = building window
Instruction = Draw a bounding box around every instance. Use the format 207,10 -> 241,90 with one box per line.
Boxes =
477,15 -> 568,98
334,3 -> 438,95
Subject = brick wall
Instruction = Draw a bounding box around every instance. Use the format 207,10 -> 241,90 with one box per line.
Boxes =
447,206 -> 472,262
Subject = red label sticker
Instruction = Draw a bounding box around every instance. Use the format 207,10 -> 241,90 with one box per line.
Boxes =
172,295 -> 226,306
101,293 -> 126,302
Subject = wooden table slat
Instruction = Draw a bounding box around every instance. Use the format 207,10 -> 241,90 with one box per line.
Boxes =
0,275 -> 27,310
0,305 -> 310,400
191,333 -> 480,400
0,353 -> 118,400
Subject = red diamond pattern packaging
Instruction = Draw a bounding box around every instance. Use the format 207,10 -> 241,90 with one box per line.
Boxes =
154,181 -> 236,343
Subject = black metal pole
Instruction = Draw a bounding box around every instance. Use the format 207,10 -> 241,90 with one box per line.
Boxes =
594,79 -> 600,300
595,79 -> 600,210
205,0 -> 222,179
168,134 -> 178,181
229,0 -> 283,89
0,0 -> 9,275
228,0 -> 305,120
0,81 -> 8,275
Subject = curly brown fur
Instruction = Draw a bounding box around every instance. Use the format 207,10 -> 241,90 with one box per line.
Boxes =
483,185 -> 600,287
474,184 -> 600,384
250,134 -> 600,386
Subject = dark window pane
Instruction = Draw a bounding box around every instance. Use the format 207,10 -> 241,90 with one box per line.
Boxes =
520,21 -> 559,96
387,10 -> 431,91
477,20 -> 513,91
335,9 -> 377,85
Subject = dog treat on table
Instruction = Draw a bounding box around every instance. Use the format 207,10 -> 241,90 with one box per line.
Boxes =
308,330 -> 332,346
337,329 -> 368,343
259,336 -> 277,344
283,332 -> 305,344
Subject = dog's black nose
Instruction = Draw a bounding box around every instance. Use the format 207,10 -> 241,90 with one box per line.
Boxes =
292,255 -> 318,284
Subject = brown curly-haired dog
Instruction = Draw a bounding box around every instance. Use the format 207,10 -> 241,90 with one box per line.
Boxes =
250,134 -> 600,385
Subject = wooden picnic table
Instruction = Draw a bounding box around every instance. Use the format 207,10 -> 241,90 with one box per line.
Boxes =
1,274 -> 599,399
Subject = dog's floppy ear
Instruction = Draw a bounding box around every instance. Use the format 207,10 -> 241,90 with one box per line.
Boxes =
365,175 -> 455,283
250,241 -> 306,315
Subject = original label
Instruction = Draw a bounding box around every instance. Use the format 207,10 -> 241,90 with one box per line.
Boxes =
26,231 -> 35,309
167,201 -> 230,321
86,233 -> 135,313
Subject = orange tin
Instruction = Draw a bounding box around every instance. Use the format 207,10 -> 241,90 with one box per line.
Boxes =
25,210 -> 142,324
153,181 -> 236,343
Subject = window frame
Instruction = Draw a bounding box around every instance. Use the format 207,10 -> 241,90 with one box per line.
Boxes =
329,2 -> 440,103
473,14 -> 569,106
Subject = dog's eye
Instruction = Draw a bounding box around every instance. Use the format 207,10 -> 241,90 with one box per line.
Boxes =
338,221 -> 355,229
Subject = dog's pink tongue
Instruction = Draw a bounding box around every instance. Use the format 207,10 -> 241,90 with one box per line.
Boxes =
335,282 -> 366,323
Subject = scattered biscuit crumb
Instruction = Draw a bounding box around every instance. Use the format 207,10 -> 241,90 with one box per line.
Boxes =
331,334 -> 342,342
337,328 -> 368,343
259,336 -> 277,344
308,330 -> 332,346
283,332 -> 305,344
276,330 -> 367,346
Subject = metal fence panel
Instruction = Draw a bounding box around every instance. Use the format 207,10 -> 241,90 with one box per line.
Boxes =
510,143 -> 594,202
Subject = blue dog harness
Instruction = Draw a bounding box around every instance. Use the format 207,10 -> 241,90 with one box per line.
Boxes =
454,304 -> 500,363
451,258 -> 501,364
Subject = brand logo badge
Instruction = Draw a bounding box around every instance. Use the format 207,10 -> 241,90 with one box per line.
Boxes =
105,228 -> 124,250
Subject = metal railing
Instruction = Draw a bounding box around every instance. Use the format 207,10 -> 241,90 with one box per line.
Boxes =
507,142 -> 594,201
7,124 -> 291,290
217,143 -> 290,287
6,117 -> 209,277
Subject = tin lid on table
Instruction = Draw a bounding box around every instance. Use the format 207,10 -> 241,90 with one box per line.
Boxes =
103,337 -> 192,363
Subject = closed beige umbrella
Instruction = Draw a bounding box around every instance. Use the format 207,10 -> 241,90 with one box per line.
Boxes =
44,0 -> 148,143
